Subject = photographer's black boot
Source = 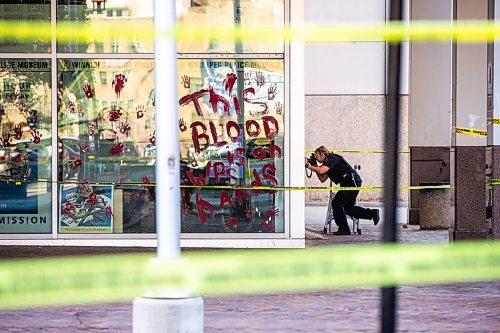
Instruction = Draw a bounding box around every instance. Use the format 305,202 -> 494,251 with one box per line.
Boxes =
372,209 -> 380,225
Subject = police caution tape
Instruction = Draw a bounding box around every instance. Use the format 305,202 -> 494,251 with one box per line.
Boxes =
454,127 -> 487,137
0,241 -> 499,309
2,20 -> 500,43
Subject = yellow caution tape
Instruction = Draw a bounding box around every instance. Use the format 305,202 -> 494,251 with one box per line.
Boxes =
454,127 -> 487,137
304,149 -> 410,154
491,178 -> 500,185
488,118 -> 500,125
0,241 -> 499,309
1,20 -> 500,43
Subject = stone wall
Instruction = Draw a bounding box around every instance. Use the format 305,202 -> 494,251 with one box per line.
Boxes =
304,95 -> 409,203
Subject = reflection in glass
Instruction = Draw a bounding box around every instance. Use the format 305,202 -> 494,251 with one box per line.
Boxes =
0,59 -> 52,233
178,59 -> 285,233
57,0 -> 154,54
0,1 -> 51,53
57,59 -> 155,233
177,0 -> 284,53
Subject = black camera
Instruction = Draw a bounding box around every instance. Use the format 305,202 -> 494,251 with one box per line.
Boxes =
306,153 -> 317,166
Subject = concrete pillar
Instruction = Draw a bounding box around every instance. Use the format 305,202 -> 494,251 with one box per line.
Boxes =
451,0 -> 489,240
490,0 -> 500,239
408,0 -> 452,225
133,296 -> 204,333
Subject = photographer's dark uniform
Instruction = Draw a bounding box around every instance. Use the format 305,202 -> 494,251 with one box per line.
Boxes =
323,153 -> 376,234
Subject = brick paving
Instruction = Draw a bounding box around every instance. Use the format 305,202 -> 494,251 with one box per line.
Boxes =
1,224 -> 499,332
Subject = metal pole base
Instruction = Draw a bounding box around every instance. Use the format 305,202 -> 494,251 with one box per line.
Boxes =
133,296 -> 204,333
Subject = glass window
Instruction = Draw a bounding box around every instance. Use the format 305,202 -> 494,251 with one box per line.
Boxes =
177,0 -> 284,53
57,0 -> 154,54
178,59 -> 285,233
0,59 -> 52,234
57,59 -> 155,234
0,1 -> 51,53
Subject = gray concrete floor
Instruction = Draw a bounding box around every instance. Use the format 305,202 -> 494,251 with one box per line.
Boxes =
1,204 -> 499,332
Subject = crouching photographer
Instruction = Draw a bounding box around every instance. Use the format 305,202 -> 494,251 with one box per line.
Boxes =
305,146 -> 380,235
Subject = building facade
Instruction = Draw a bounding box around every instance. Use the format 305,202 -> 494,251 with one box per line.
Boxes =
0,0 -> 305,247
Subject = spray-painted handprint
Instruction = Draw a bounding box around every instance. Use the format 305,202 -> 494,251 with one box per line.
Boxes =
67,101 -> 77,114
2,133 -> 12,147
244,72 -> 252,86
178,118 -> 187,132
255,71 -> 266,87
187,154 -> 198,167
87,192 -> 97,208
274,102 -> 283,116
224,217 -> 239,228
119,122 -> 131,135
80,142 -> 93,154
13,124 -> 23,140
260,218 -> 274,232
149,131 -> 156,146
245,204 -> 254,219
108,107 -> 122,122
83,84 -> 94,99
181,75 -> 190,89
181,202 -> 191,216
67,158 -> 82,170
136,105 -> 145,119
112,74 -> 127,98
62,201 -> 76,216
223,73 -> 237,95
30,130 -> 42,144
110,142 -> 124,155
268,85 -> 276,100
266,206 -> 280,217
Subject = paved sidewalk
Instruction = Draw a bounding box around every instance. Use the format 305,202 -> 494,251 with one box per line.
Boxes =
1,220 -> 499,332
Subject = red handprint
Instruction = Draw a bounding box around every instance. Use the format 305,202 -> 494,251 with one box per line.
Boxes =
83,84 -> 94,99
67,101 -> 77,114
181,202 -> 191,216
187,154 -> 198,167
30,130 -> 42,144
13,124 -> 23,140
110,142 -> 124,155
112,73 -> 127,98
67,158 -> 82,170
108,107 -> 122,122
131,191 -> 145,200
245,204 -> 254,219
178,118 -> 187,132
86,122 -> 96,136
87,192 -> 97,208
260,219 -> 274,232
275,102 -> 283,115
223,73 -> 237,95
17,102 -> 28,113
142,175 -> 152,184
136,105 -> 145,119
244,72 -> 252,86
2,133 -> 12,147
268,85 -> 276,100
80,142 -> 93,154
266,206 -> 280,217
119,122 -> 131,135
224,217 -> 239,228
255,71 -> 266,87
62,202 -> 76,216
149,131 -> 156,146
105,205 -> 113,220
181,75 -> 190,89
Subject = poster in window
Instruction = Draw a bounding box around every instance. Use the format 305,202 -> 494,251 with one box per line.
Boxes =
59,184 -> 114,233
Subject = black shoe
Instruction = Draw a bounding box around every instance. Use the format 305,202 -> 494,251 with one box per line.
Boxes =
332,229 -> 351,236
373,209 -> 380,225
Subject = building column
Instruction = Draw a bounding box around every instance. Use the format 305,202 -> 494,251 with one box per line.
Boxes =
452,0 -> 489,240
408,0 -> 452,225
490,0 -> 500,239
